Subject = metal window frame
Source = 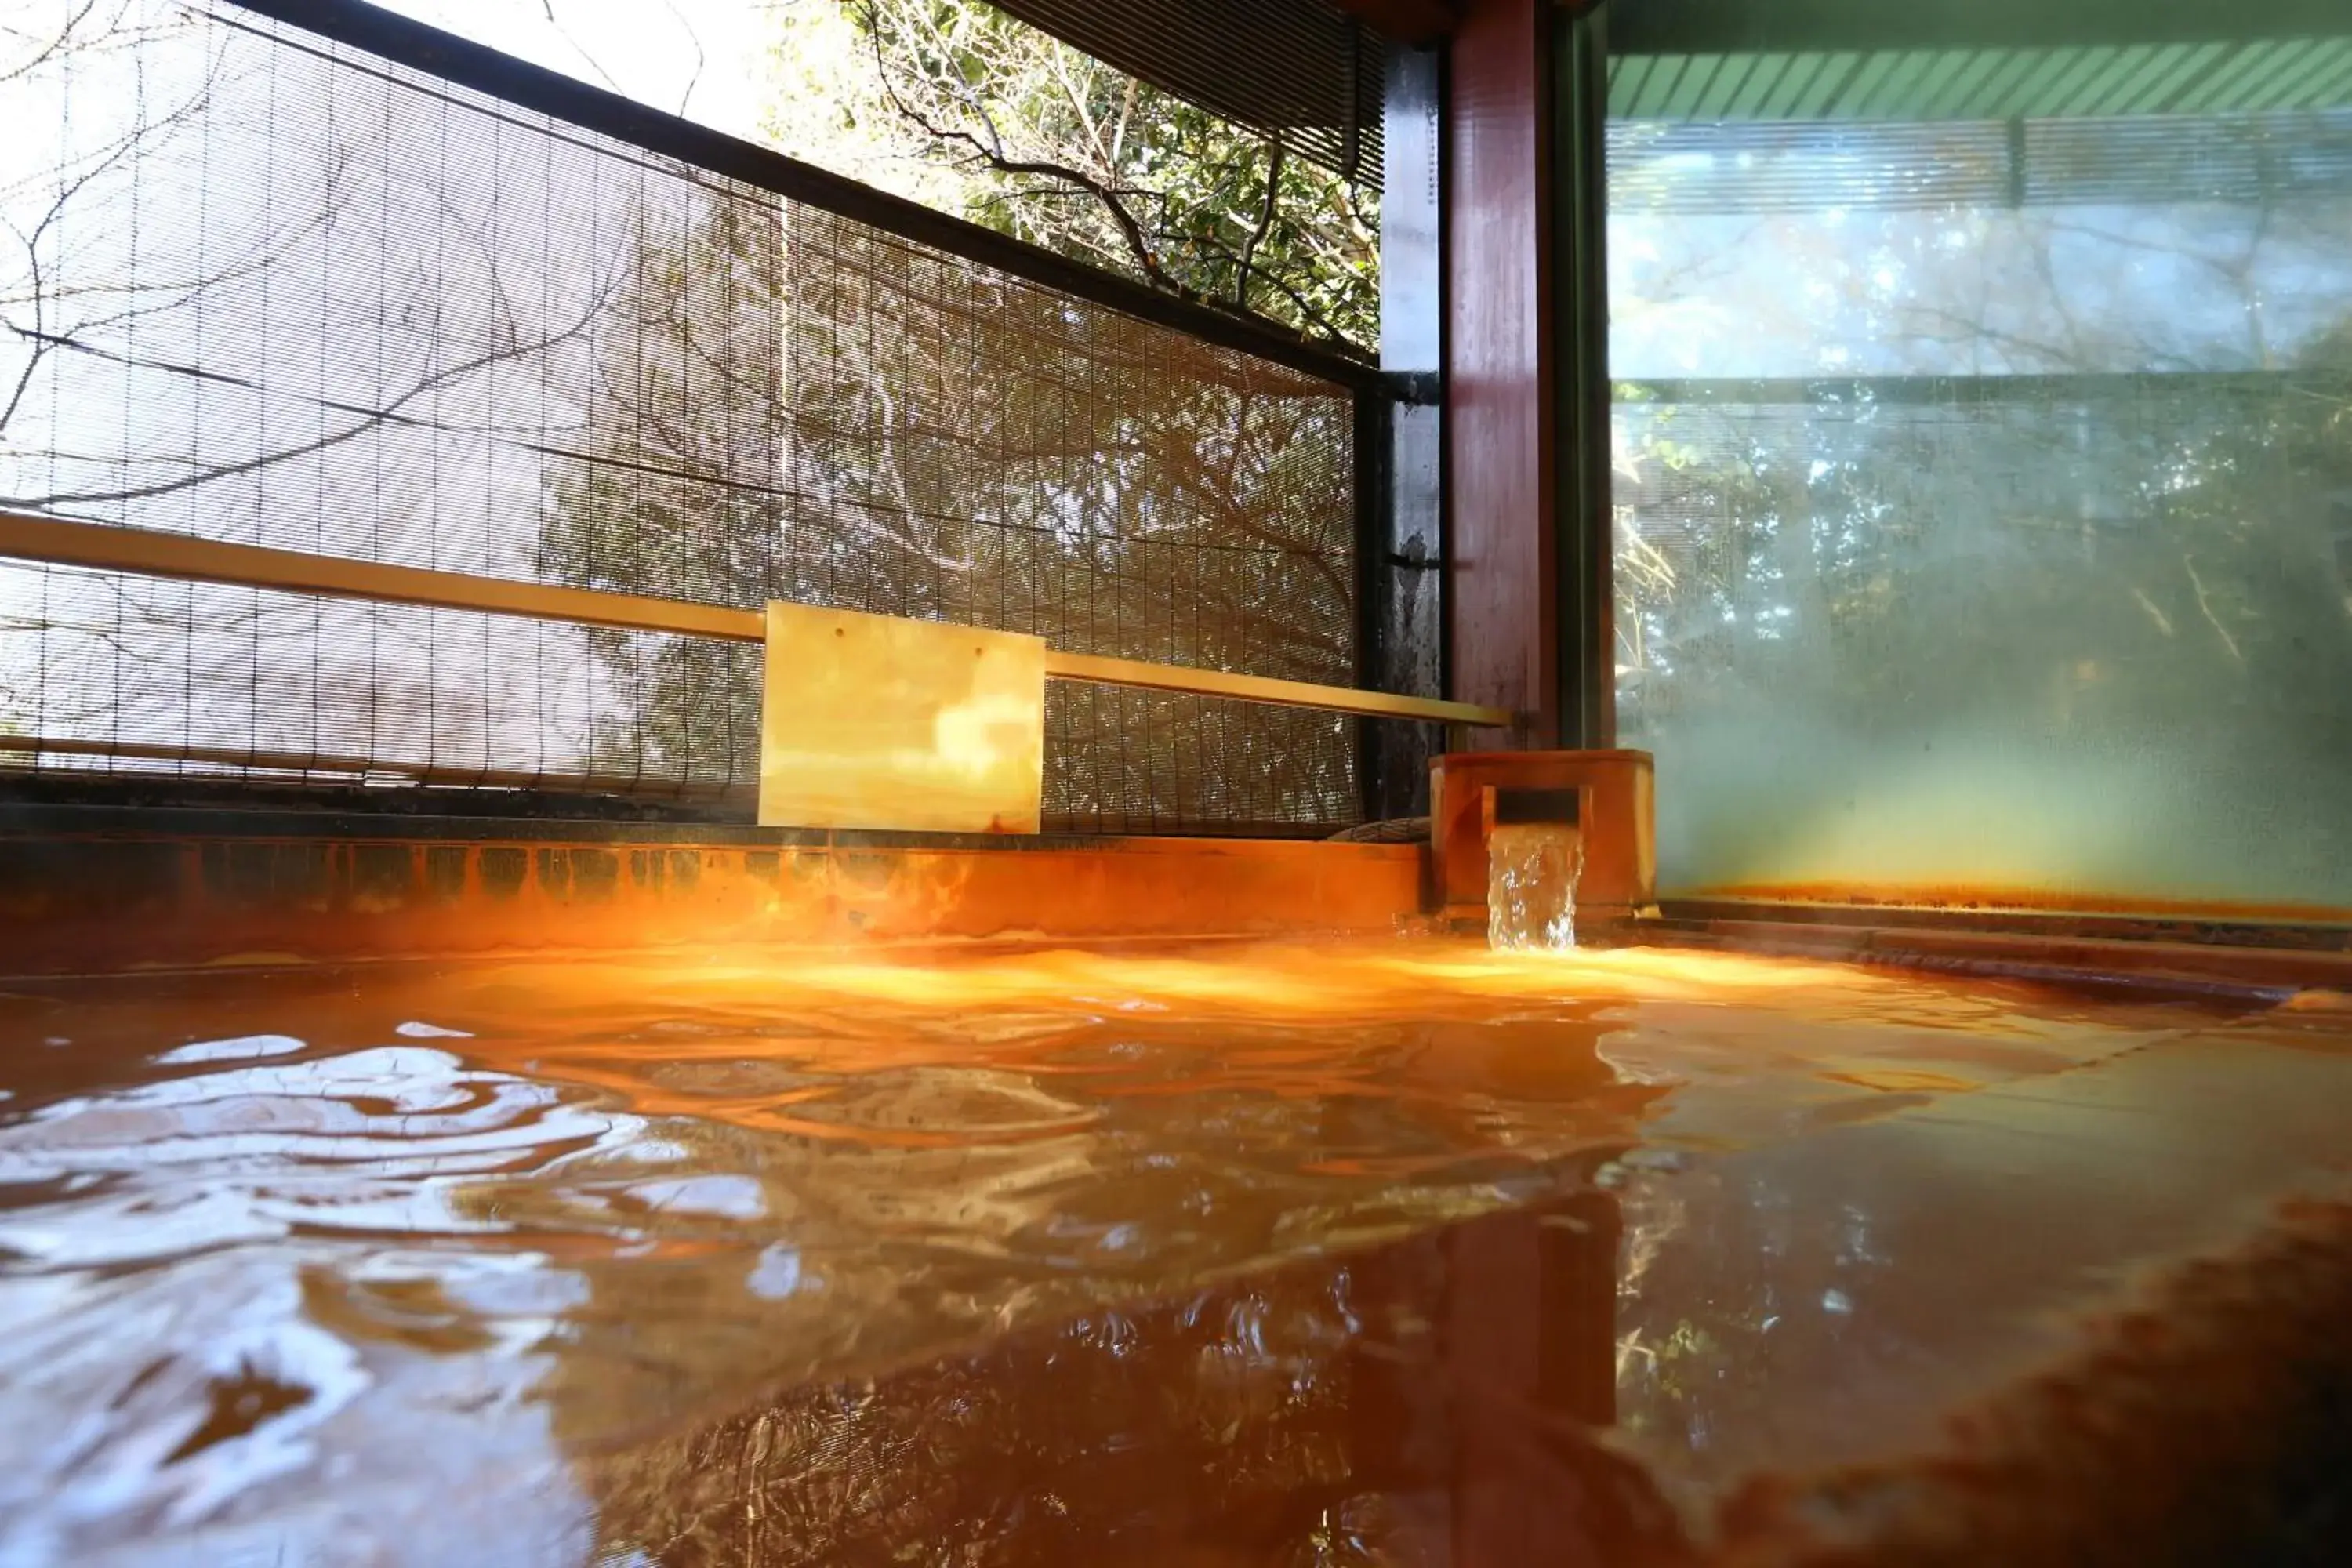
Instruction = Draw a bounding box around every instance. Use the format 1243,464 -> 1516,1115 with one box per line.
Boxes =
1553,1 -> 1615,750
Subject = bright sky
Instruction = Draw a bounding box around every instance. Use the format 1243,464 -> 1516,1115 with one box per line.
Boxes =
372,0 -> 783,143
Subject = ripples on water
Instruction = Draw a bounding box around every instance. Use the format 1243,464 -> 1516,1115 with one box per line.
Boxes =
0,941 -> 2332,1564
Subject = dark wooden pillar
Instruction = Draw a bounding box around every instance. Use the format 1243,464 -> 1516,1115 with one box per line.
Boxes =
1448,0 -> 1556,742
1446,0 -> 1613,749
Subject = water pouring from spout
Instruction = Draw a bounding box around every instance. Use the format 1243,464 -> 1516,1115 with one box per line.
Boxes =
1487,822 -> 1585,951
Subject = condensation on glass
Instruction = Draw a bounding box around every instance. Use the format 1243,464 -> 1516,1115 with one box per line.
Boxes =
0,2 -> 1363,833
1604,6 -> 2352,909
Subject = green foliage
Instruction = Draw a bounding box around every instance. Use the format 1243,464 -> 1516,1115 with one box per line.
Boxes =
825,0 -> 1377,348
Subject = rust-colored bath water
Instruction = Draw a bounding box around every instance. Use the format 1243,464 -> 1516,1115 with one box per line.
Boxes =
3,940 -> 2350,1565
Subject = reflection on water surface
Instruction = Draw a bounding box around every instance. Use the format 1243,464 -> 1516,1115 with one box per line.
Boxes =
2,939 -> 2347,1564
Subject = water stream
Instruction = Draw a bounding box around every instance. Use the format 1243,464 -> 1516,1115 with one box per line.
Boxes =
1486,822 -> 1586,950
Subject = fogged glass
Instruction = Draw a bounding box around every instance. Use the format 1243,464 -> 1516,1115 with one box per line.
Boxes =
1606,18 -> 2352,910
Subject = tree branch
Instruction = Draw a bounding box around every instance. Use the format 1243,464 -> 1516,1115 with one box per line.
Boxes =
1235,137 -> 1286,313
855,4 -> 1186,299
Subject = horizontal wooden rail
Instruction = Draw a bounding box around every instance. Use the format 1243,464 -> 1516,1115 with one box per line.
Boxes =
0,732 -> 747,798
0,511 -> 1517,729
1043,650 -> 1505,726
0,510 -> 768,640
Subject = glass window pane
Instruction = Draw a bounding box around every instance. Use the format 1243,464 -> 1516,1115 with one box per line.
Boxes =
1606,5 -> 2352,913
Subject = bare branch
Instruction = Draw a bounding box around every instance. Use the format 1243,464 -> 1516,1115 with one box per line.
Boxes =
2,258 -> 620,514
535,0 -> 621,95
657,0 -> 706,117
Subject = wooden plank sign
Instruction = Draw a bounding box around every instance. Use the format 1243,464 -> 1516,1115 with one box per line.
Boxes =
759,601 -> 1046,833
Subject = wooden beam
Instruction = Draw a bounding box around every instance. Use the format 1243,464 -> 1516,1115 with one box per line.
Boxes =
0,731 -> 746,797
0,509 -> 767,641
1610,0 -> 2350,55
1332,1 -> 1462,44
1046,650 -> 1512,728
0,510 -> 1517,729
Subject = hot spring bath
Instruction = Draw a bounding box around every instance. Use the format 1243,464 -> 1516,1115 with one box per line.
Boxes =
4,938 -> 2349,1564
